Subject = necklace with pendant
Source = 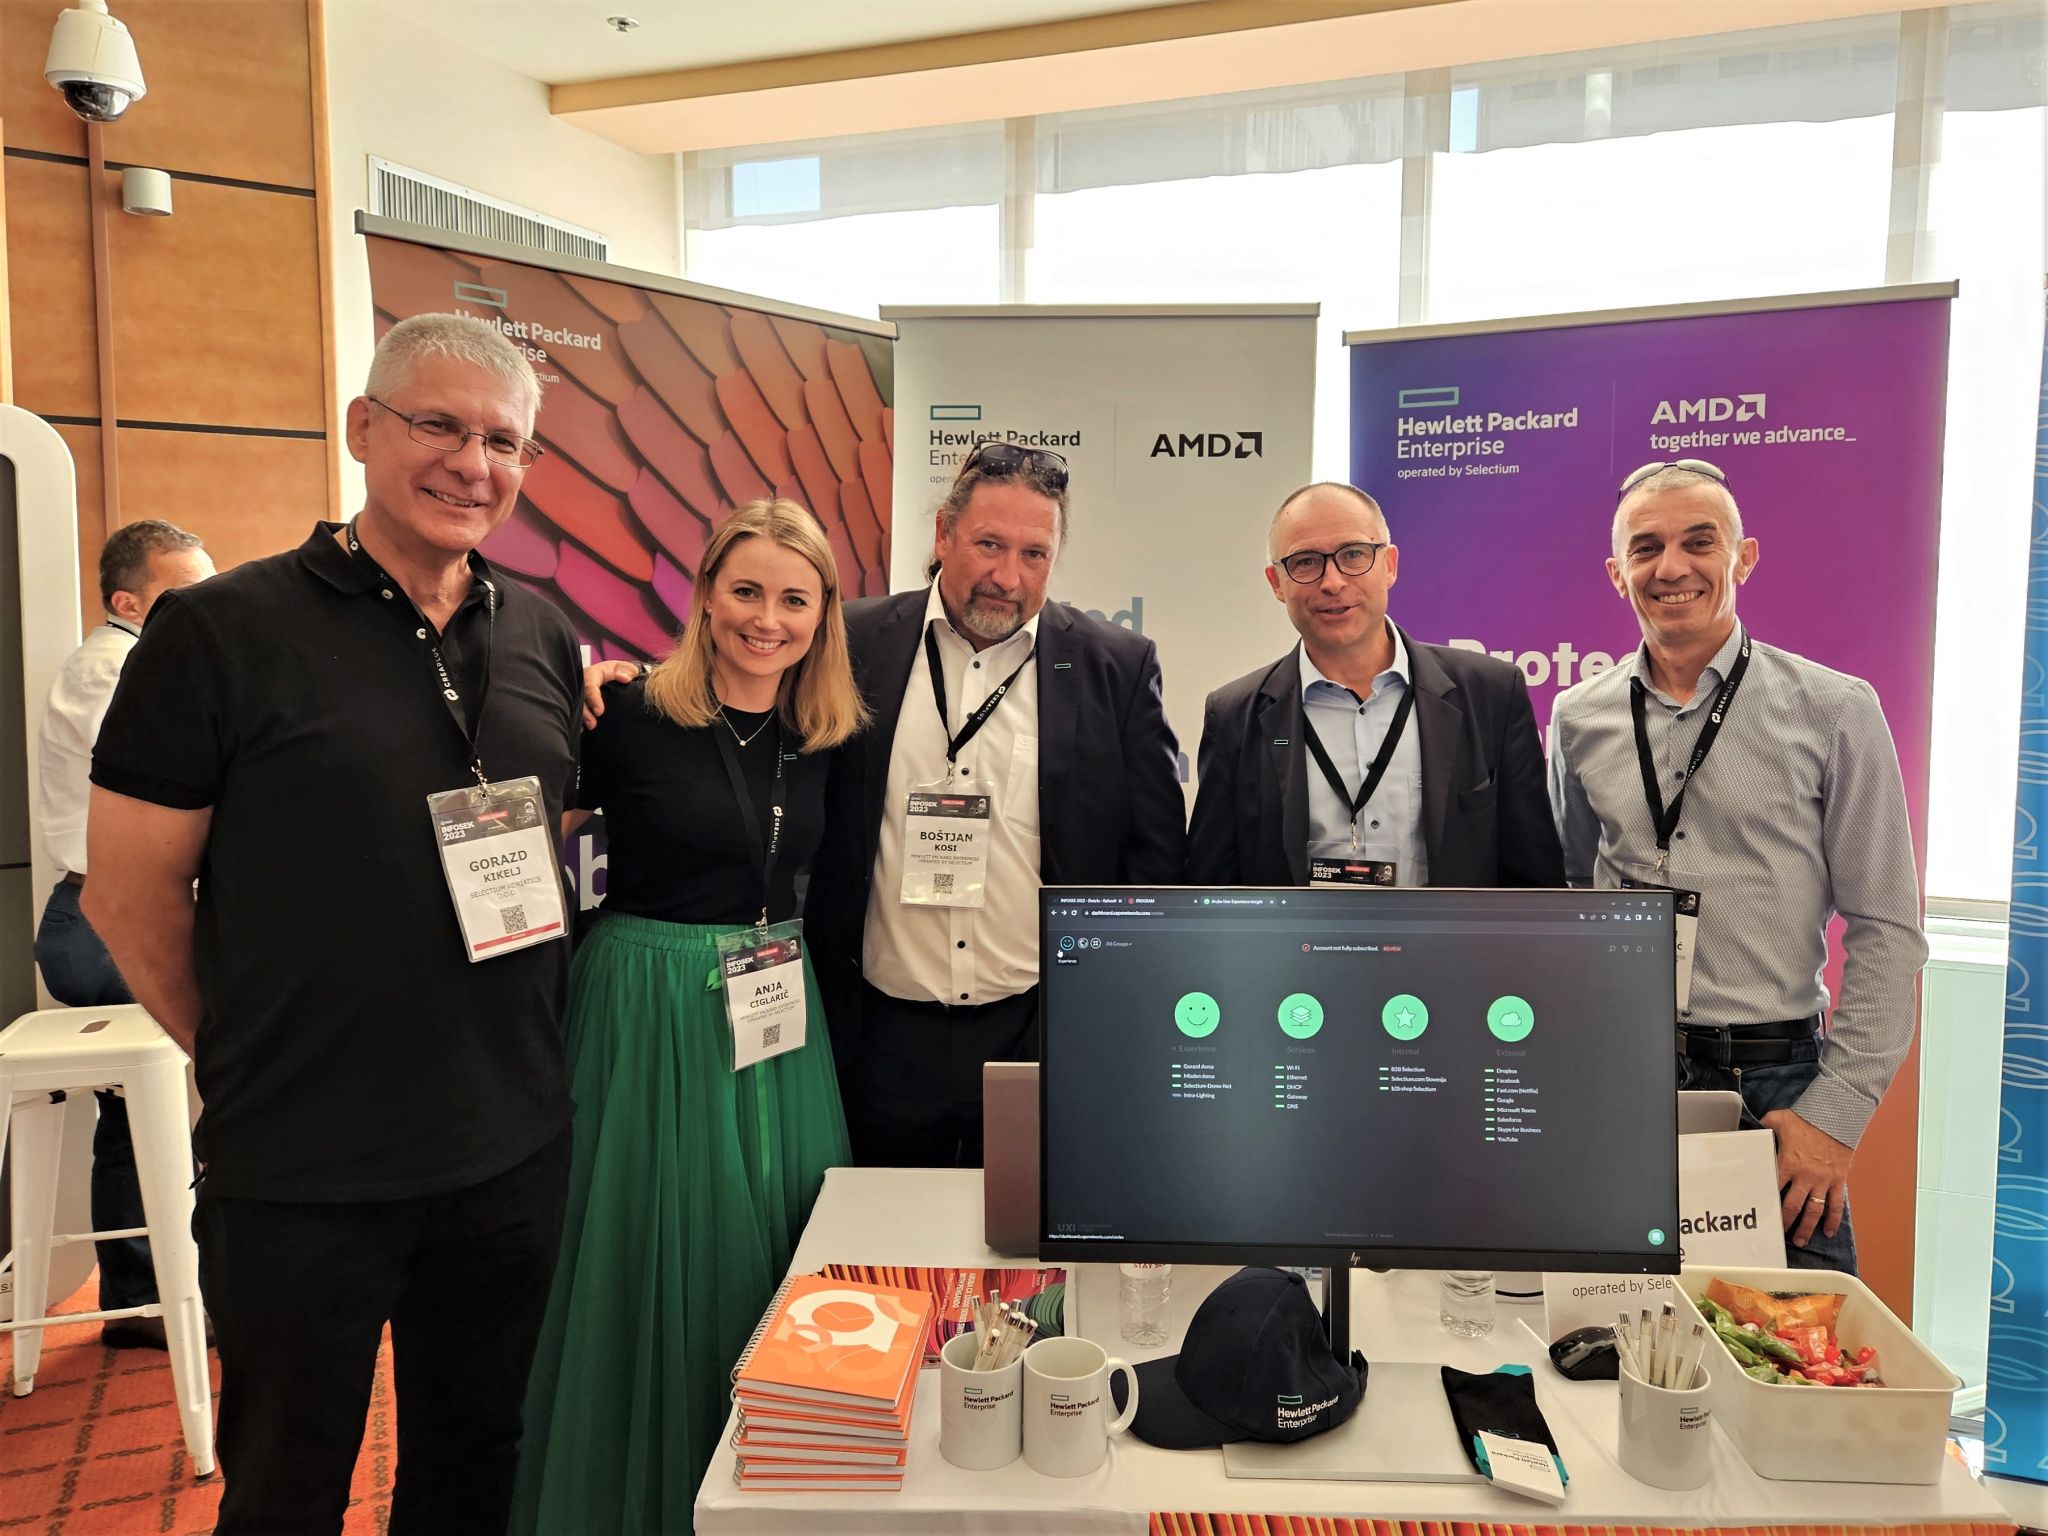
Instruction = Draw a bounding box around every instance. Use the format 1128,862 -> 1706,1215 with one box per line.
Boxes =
717,706 -> 775,747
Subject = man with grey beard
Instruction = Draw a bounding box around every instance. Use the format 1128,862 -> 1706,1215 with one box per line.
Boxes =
806,442 -> 1187,1166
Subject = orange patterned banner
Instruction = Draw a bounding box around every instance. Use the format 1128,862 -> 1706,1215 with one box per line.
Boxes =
1150,1520 -> 2018,1536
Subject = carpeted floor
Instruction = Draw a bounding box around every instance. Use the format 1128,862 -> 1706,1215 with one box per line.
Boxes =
0,1280 -> 394,1534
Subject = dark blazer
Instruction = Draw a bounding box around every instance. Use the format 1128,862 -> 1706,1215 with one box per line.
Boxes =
807,588 -> 1188,1067
1184,628 -> 1563,889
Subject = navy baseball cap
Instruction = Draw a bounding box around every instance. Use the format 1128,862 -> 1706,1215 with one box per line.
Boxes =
1110,1267 -> 1365,1449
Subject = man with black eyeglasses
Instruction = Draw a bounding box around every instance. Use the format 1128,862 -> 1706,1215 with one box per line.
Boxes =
1187,480 -> 1562,890
1547,460 -> 1925,1274
806,441 -> 1187,1166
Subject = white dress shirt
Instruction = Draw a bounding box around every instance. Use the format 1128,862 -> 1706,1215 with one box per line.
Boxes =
864,583 -> 1043,1005
1300,625 -> 1427,884
36,619 -> 139,877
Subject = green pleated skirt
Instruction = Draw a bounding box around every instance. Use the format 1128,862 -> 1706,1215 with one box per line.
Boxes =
510,911 -> 850,1536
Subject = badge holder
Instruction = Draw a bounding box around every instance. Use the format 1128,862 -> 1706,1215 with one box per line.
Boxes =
899,782 -> 994,909
717,921 -> 807,1071
427,774 -> 568,962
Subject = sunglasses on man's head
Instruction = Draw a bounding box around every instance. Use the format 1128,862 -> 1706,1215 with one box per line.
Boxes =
961,440 -> 1070,492
1617,458 -> 1729,502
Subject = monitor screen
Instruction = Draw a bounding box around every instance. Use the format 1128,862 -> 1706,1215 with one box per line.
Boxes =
1039,886 -> 1680,1274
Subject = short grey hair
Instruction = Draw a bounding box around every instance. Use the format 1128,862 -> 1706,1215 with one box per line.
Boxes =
364,312 -> 541,427
1611,468 -> 1743,557
1268,481 -> 1389,561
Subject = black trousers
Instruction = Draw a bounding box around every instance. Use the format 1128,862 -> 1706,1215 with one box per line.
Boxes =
848,983 -> 1037,1168
195,1129 -> 571,1536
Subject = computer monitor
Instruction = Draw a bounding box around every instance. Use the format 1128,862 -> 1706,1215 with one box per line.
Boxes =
1038,886 -> 1680,1286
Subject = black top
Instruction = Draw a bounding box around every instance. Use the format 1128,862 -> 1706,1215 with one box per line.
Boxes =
577,679 -> 828,926
91,522 -> 583,1202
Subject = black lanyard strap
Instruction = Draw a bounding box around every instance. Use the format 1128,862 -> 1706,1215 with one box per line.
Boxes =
712,715 -> 787,927
1302,681 -> 1417,829
1630,631 -> 1751,854
347,525 -> 496,787
925,624 -> 1032,766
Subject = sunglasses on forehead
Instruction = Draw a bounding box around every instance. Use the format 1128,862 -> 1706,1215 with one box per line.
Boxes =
1617,458 -> 1729,501
960,440 -> 1070,492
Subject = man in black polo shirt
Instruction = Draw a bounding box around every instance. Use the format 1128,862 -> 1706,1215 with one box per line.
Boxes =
85,314 -> 582,1536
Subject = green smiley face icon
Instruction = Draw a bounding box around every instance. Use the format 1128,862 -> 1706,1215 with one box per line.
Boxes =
1175,991 -> 1220,1038
1277,993 -> 1324,1040
1381,994 -> 1428,1041
1487,995 -> 1534,1042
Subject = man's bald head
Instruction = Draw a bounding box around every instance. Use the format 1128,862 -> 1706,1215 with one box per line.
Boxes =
1269,482 -> 1389,561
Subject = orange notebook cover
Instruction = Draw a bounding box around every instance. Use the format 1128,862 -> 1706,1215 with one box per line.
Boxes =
730,1274 -> 933,1414
736,1399 -> 911,1442
733,1369 -> 913,1426
733,1434 -> 907,1467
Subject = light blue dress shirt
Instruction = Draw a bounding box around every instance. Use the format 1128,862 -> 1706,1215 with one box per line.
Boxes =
1300,625 -> 1427,885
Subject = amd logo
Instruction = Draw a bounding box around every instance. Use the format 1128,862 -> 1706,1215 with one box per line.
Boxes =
1150,431 -> 1264,460
1650,394 -> 1766,425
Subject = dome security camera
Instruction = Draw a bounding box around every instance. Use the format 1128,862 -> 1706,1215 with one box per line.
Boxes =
45,0 -> 146,124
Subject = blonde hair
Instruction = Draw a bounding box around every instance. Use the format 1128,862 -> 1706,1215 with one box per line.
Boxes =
643,499 -> 868,751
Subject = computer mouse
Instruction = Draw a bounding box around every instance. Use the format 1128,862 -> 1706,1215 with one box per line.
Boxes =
1548,1325 -> 1620,1380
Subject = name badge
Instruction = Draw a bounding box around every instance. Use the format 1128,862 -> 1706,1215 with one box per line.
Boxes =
427,775 -> 568,963
1309,856 -> 1398,886
716,919 -> 806,1072
1621,872 -> 1702,1012
900,790 -> 991,908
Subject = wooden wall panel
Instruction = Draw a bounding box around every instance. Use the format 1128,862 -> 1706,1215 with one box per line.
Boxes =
107,1 -> 316,189
1,1 -> 87,159
115,426 -> 327,575
50,419 -> 105,624
108,177 -> 324,430
4,153 -> 95,417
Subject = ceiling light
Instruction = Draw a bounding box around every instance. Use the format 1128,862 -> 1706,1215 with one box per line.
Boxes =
606,15 -> 638,32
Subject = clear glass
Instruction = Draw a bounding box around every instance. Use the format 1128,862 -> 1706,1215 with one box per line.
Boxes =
1118,1263 -> 1173,1346
1440,1270 -> 1496,1338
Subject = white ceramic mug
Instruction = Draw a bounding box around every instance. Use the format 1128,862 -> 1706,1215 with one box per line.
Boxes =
1022,1336 -> 1139,1478
938,1330 -> 1024,1470
1616,1358 -> 1714,1491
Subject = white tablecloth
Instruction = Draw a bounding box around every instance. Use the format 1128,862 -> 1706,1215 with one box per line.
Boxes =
695,1168 -> 2011,1536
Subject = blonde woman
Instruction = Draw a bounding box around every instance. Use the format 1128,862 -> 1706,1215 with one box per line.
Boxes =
513,500 -> 866,1532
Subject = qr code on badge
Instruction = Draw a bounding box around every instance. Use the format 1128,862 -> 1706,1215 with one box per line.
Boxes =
501,905 -> 527,935
933,873 -> 954,895
762,1023 -> 781,1049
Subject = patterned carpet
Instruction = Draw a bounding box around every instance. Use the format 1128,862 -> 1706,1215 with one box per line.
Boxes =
0,1281 -> 393,1534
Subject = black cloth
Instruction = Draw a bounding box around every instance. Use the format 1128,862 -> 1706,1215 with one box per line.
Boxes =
1440,1364 -> 1564,1480
90,522 -> 583,1202
197,1129 -> 570,1536
576,680 -> 827,925
848,982 -> 1038,1167
805,589 -> 1189,1088
1186,633 -> 1564,888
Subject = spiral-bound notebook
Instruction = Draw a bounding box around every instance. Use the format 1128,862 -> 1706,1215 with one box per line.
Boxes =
731,1273 -> 934,1416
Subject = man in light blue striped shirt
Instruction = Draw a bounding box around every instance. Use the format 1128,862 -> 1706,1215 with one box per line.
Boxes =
1548,461 -> 1926,1275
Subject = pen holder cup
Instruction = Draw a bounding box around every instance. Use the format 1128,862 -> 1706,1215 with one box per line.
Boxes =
1617,1359 -> 1714,1491
940,1330 -> 1024,1470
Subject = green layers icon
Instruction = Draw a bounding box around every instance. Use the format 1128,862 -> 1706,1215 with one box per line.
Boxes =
1381,994 -> 1428,1041
1175,991 -> 1221,1038
1487,995 -> 1534,1042
1277,993 -> 1324,1040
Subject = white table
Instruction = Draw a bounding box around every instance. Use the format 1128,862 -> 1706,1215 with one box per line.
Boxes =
695,1168 -> 2014,1536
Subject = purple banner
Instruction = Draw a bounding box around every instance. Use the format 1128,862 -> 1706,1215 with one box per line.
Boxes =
1348,294 -> 1948,861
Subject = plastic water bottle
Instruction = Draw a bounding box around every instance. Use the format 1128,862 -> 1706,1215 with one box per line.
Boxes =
1119,1263 -> 1172,1346
1439,1270 -> 1496,1337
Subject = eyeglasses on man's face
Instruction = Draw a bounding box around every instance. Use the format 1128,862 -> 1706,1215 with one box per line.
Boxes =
1616,458 -> 1728,502
1273,542 -> 1387,584
960,440 -> 1070,492
367,397 -> 543,469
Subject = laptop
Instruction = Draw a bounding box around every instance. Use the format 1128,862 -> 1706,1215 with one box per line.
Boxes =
982,1061 -> 1039,1257
1678,1088 -> 1744,1135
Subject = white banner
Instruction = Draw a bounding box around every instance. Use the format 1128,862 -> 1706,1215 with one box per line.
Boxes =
1677,1129 -> 1786,1269
883,305 -> 1318,792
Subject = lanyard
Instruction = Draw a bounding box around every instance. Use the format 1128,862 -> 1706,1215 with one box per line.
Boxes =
1630,631 -> 1751,859
924,624 -> 1032,766
711,714 -> 787,927
1302,682 -> 1417,835
347,525 -> 497,790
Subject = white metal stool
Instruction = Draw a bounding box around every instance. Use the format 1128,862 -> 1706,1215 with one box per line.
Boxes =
0,1004 -> 215,1477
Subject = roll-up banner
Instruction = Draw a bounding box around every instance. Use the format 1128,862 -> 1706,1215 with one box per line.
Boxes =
358,214 -> 897,909
1347,285 -> 1952,1313
1989,291 -> 2048,1487
883,305 -> 1319,786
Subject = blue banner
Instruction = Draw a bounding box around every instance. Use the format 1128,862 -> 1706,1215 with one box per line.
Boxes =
1989,291 -> 2048,1485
